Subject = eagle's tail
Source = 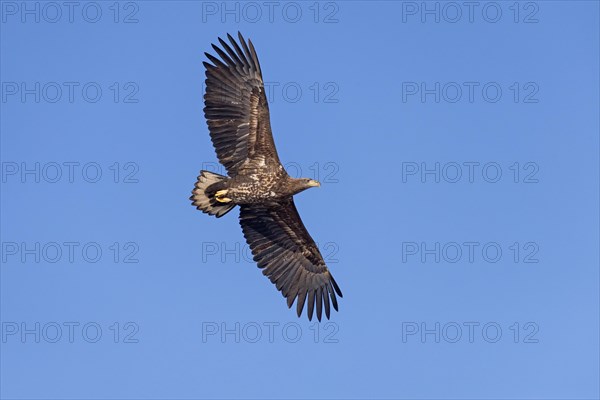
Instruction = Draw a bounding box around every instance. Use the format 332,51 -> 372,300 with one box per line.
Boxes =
190,170 -> 235,218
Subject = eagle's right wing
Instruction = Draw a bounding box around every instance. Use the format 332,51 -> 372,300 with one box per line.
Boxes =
239,198 -> 343,321
203,32 -> 281,175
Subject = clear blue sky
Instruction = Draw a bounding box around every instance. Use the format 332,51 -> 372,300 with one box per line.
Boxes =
1,1 -> 598,399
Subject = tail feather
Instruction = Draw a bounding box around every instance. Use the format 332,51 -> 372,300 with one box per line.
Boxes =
190,171 -> 235,218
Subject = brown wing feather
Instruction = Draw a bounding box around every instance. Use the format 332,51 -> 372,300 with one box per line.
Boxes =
203,32 -> 281,175
239,199 -> 343,321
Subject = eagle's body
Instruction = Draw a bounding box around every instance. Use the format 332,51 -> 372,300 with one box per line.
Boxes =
226,164 -> 289,204
190,33 -> 342,321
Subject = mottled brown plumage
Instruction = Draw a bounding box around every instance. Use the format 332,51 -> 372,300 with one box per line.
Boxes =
190,32 -> 342,321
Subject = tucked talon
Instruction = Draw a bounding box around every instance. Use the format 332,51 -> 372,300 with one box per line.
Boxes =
215,189 -> 232,203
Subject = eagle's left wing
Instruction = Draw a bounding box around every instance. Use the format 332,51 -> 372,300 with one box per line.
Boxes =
203,32 -> 281,175
239,199 -> 343,321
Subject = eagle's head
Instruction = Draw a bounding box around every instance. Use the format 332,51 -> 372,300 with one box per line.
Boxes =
290,177 -> 321,195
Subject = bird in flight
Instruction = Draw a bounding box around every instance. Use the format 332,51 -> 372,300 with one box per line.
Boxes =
190,32 -> 342,321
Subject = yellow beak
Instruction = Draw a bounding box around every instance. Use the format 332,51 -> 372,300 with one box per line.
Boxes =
307,180 -> 321,187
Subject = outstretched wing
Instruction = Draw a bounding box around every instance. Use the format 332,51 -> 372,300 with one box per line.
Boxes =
203,32 -> 281,175
239,199 -> 343,321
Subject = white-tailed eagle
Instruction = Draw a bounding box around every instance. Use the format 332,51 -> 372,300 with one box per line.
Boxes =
191,33 -> 342,321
